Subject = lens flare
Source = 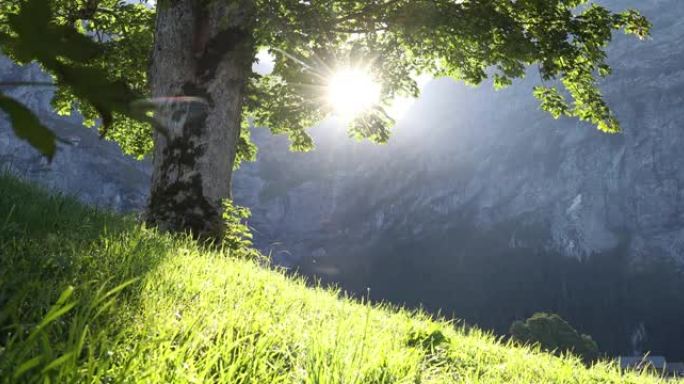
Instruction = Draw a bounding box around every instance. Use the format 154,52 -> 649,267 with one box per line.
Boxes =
326,68 -> 381,119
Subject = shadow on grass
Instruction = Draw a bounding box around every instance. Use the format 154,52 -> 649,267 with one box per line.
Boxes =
0,173 -> 176,381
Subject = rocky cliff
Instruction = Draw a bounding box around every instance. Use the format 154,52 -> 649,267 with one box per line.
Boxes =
0,59 -> 150,212
236,0 -> 684,278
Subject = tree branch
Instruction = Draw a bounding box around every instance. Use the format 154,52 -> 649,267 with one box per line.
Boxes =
334,0 -> 404,24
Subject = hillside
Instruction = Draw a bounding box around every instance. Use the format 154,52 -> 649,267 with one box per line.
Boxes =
0,175 -> 672,383
3,0 -> 684,357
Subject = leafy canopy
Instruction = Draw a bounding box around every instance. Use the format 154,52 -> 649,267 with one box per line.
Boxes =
0,0 -> 650,160
0,0 -> 153,159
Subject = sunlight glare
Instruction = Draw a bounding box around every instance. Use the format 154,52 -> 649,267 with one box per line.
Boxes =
326,69 -> 381,119
252,49 -> 275,76
387,73 -> 433,120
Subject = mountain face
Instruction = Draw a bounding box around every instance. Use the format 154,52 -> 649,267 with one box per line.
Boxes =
0,60 -> 150,212
2,0 -> 684,358
237,0 -> 684,269
231,0 -> 684,358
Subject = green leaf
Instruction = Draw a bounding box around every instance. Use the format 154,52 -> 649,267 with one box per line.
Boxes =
41,352 -> 75,373
33,301 -> 76,336
50,63 -> 141,134
0,93 -> 56,160
93,278 -> 138,308
50,25 -> 103,62
54,285 -> 75,306
533,86 -> 570,119
13,355 -> 43,379
30,286 -> 76,338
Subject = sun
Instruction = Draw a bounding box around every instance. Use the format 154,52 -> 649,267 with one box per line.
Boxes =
326,68 -> 381,119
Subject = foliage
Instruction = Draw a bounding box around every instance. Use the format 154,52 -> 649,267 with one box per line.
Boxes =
251,0 -> 651,146
0,94 -> 56,159
0,174 -> 669,383
1,0 -> 650,160
405,324 -> 449,351
346,220 -> 684,361
0,0 -> 154,158
221,198 -> 254,251
509,313 -> 599,363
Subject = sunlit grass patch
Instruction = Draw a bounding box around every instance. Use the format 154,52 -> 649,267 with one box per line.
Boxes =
0,174 -> 675,383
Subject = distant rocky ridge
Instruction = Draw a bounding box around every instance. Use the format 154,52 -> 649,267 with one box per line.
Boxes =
0,59 -> 150,213
1,0 -> 684,272
236,0 -> 684,275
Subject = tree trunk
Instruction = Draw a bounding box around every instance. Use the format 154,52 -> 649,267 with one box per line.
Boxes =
146,0 -> 255,238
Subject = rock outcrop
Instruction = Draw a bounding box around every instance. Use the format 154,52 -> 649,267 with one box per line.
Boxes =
0,60 -> 150,213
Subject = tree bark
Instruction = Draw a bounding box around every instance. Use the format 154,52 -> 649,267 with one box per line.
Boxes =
146,0 -> 255,238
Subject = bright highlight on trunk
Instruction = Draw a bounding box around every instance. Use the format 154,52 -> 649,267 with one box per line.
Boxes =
326,69 -> 381,119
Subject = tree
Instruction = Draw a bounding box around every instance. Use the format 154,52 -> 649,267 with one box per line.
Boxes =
0,0 -> 650,237
510,312 -> 599,363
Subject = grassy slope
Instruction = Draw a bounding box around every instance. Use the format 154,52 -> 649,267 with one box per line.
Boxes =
0,174 -> 672,383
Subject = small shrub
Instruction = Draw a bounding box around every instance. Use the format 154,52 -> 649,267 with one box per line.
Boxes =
510,312 -> 599,363
221,199 -> 253,250
221,199 -> 265,261
406,325 -> 449,350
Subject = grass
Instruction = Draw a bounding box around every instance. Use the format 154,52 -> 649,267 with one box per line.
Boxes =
0,173 -> 675,383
